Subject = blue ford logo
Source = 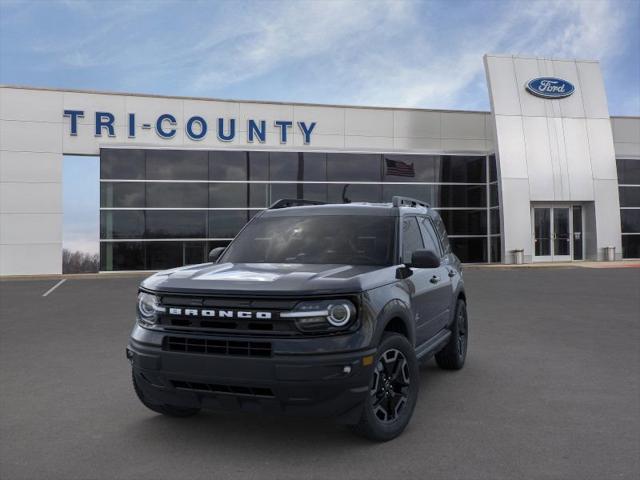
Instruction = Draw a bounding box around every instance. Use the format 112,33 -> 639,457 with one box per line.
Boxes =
526,77 -> 575,99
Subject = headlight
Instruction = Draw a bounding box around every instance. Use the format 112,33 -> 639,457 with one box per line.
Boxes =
281,299 -> 356,333
137,292 -> 164,326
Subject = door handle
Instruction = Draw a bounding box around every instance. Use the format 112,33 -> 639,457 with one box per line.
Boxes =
430,275 -> 440,284
448,269 -> 456,278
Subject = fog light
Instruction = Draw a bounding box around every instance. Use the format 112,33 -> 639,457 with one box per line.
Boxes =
362,355 -> 374,366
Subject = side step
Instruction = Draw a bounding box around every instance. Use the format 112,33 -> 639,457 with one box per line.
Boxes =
415,329 -> 451,361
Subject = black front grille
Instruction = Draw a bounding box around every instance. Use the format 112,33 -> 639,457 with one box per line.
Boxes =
171,380 -> 274,397
157,295 -> 299,336
163,336 -> 272,357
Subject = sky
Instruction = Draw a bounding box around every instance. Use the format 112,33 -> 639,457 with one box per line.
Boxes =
1,0 -> 639,254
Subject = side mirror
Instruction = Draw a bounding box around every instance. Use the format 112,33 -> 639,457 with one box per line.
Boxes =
208,247 -> 226,263
407,249 -> 440,269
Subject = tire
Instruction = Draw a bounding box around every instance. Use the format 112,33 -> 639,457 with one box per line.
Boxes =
435,298 -> 468,370
132,371 -> 201,418
350,333 -> 419,442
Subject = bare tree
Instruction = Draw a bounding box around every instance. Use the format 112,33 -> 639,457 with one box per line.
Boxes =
62,249 -> 99,274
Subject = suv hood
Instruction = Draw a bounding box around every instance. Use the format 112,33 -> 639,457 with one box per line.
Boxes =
141,262 -> 397,296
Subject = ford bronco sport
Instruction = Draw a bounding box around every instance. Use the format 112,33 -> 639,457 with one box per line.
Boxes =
127,196 -> 468,441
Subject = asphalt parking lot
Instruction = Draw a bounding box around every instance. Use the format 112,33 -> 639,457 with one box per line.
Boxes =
1,267 -> 639,480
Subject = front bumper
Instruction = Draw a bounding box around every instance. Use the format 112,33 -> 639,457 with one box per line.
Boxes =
128,325 -> 376,423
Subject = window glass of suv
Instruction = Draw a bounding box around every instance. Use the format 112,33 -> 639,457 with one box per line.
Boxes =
401,217 -> 424,264
220,215 -> 395,266
432,214 -> 451,254
419,217 -> 442,256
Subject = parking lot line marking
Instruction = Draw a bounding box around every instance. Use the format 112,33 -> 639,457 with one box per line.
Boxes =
42,279 -> 66,297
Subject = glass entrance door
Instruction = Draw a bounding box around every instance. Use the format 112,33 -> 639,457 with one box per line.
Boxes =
552,207 -> 571,261
534,208 -> 552,261
533,205 -> 582,262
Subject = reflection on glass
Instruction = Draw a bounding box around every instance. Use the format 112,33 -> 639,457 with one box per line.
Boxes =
449,237 -> 487,263
100,149 -> 145,179
327,154 -> 381,182
146,183 -> 208,208
100,183 -> 144,208
438,210 -> 487,235
100,211 -> 145,239
100,242 -> 144,270
327,184 -> 382,203
209,150 -> 248,181
147,150 -> 208,180
209,183 -> 248,208
209,210 -> 252,238
146,211 -> 206,238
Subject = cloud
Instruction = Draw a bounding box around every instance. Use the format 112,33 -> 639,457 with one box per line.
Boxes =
1,0 -> 637,113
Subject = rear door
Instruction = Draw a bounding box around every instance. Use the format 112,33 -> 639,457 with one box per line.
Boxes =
400,216 -> 445,346
419,216 -> 453,334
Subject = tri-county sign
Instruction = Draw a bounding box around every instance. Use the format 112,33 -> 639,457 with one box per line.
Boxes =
63,110 -> 317,144
525,77 -> 575,99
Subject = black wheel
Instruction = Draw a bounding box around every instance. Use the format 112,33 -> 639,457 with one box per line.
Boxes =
132,371 -> 200,418
350,333 -> 419,442
435,299 -> 468,370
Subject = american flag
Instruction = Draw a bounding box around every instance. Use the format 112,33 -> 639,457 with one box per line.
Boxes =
385,158 -> 415,177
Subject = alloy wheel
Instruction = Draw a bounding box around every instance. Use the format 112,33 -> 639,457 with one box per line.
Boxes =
370,348 -> 411,423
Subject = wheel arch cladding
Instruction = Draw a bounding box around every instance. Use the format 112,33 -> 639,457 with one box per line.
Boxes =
376,299 -> 414,346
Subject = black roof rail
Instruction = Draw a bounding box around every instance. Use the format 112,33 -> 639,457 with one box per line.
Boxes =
269,198 -> 327,209
391,196 -> 430,209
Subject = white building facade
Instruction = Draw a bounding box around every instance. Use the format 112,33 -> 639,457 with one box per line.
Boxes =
1,54 -> 639,275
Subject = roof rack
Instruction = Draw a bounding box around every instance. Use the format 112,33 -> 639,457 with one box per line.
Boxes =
391,196 -> 430,209
269,198 -> 327,209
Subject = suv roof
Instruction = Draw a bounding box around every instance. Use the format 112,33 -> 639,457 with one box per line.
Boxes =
261,197 -> 432,218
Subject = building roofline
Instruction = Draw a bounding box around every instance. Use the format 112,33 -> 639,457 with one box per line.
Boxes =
0,83 -> 491,114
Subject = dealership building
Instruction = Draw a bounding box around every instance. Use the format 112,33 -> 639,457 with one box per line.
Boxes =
0,54 -> 639,275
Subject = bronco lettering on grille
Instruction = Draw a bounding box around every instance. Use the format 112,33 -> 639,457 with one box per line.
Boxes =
167,308 -> 272,320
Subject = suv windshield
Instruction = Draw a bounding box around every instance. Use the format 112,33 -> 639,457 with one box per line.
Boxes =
220,215 -> 396,266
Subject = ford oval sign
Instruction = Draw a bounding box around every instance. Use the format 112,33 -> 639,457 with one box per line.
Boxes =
526,77 -> 575,99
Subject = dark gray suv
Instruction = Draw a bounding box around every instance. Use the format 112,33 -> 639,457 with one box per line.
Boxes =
127,196 -> 468,441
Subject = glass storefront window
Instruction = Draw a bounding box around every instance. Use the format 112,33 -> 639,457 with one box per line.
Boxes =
438,155 -> 486,183
146,183 -> 208,208
383,155 -> 438,182
617,159 -> 640,185
619,187 -> 640,207
100,242 -> 144,270
620,210 -> 640,233
621,235 -> 640,258
100,211 -> 145,239
100,149 -> 501,270
449,237 -> 487,263
146,150 -> 208,180
146,210 -> 207,238
327,153 -> 381,182
100,182 -> 145,208
209,150 -> 248,181
489,155 -> 497,182
269,183 -> 327,204
327,183 -> 382,203
209,210 -> 253,238
100,149 -> 145,179
490,209 -> 501,234
209,183 -> 248,208
438,210 -> 487,236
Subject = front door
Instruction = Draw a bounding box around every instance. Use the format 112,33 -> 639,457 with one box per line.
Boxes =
532,206 -> 583,262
